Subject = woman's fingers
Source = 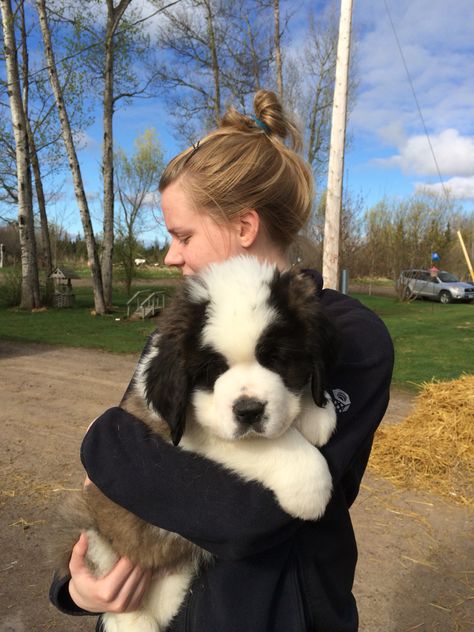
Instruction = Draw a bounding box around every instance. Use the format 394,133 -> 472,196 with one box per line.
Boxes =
68,532 -> 150,614
126,569 -> 152,612
114,565 -> 153,612
69,532 -> 90,575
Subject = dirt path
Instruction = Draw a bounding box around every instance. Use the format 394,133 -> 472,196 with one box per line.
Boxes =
0,341 -> 472,631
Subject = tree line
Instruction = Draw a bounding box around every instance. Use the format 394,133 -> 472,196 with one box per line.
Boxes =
292,191 -> 472,283
1,1 -> 472,312
3,188 -> 471,283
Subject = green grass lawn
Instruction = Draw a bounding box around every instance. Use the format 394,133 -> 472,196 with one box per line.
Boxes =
0,284 -> 175,354
354,293 -> 474,388
0,283 -> 472,388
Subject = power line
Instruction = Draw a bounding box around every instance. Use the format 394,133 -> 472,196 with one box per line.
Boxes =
383,0 -> 450,200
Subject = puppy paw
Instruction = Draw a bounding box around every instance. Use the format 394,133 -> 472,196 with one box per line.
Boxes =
272,445 -> 333,520
294,393 -> 337,447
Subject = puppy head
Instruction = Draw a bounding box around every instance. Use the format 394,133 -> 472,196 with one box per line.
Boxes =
190,257 -> 337,441
140,256 -> 337,445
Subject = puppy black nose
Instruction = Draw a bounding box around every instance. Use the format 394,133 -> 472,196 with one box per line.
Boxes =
232,397 -> 266,424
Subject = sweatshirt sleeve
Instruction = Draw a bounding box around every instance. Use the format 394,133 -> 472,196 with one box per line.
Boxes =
49,573 -> 97,617
320,290 -> 394,505
81,408 -> 301,560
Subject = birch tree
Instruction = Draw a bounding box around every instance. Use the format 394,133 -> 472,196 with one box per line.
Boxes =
278,5 -> 357,189
101,0 -> 133,309
18,1 -> 53,277
273,0 -> 283,99
1,0 -> 41,308
285,10 -> 338,184
36,0 -> 106,314
50,0 -> 163,309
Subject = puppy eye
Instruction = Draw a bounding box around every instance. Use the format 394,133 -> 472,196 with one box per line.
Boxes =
257,338 -> 312,391
193,349 -> 229,390
256,342 -> 279,365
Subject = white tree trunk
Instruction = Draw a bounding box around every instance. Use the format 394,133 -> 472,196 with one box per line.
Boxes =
36,0 -> 106,314
101,0 -> 132,310
204,0 -> 221,125
273,0 -> 283,99
19,1 -> 53,277
1,0 -> 41,309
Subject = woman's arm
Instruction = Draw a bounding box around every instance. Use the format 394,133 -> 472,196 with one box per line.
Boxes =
81,408 -> 302,560
320,289 -> 394,504
81,293 -> 393,560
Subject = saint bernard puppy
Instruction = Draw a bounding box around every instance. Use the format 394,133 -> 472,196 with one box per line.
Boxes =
55,256 -> 338,632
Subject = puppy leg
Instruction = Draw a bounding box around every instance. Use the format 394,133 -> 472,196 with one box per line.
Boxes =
294,391 -> 337,447
102,611 -> 159,632
182,427 -> 333,521
146,563 -> 195,630
101,565 -> 194,632
85,527 -> 119,575
84,530 -> 158,632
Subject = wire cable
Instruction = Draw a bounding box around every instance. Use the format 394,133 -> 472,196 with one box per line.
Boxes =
383,0 -> 450,200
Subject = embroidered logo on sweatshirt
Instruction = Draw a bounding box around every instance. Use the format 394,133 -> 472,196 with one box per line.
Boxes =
331,388 -> 351,413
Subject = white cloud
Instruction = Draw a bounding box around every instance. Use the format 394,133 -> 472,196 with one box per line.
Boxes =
86,190 -> 100,202
352,0 -> 474,138
74,131 -> 99,152
416,176 -> 474,200
376,129 -> 474,177
142,190 -> 161,208
126,0 -> 170,36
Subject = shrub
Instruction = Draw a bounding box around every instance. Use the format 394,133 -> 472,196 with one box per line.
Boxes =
0,267 -> 22,307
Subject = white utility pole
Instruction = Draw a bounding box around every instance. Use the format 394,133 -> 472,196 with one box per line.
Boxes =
322,0 -> 353,290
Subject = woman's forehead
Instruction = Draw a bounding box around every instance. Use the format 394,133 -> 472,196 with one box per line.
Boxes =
162,184 -> 199,222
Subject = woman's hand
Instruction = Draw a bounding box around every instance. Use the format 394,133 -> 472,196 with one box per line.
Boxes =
68,532 -> 152,614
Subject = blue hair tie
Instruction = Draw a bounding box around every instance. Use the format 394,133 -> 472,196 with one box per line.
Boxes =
252,115 -> 270,134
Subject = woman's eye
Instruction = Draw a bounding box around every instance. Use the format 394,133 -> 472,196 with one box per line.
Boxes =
179,235 -> 191,245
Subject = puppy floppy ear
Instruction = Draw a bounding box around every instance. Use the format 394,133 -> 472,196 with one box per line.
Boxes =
310,312 -> 338,407
144,334 -> 190,446
286,270 -> 338,408
141,284 -> 209,446
311,361 -> 327,408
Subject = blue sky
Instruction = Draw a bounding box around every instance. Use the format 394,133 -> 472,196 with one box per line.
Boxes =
347,0 -> 474,204
55,0 -> 474,236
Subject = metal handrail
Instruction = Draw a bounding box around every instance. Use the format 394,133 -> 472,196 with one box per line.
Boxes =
126,290 -> 166,318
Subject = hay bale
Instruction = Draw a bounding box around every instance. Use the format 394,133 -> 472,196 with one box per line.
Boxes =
369,375 -> 474,506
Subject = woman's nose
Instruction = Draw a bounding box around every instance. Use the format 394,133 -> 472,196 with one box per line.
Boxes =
164,241 -> 183,267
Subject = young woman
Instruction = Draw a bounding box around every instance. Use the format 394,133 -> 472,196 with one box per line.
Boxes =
50,90 -> 394,631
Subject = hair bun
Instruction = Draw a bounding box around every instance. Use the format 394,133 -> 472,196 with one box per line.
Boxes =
253,90 -> 302,151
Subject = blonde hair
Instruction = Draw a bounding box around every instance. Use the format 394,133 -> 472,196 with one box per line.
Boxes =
159,90 -> 314,250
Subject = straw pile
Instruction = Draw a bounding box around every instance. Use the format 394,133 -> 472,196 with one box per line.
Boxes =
369,375 -> 474,506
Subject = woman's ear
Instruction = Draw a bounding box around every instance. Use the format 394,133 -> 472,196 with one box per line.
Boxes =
236,209 -> 260,248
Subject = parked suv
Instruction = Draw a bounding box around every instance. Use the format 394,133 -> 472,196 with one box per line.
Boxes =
398,269 -> 474,304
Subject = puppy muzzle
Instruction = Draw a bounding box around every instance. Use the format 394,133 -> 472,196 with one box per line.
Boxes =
232,396 -> 266,425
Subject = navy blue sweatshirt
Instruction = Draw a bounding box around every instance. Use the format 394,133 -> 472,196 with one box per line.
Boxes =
50,277 -> 394,631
